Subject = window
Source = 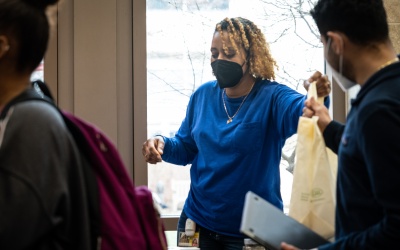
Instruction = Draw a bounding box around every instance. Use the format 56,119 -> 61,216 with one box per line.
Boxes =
346,85 -> 361,114
146,0 -> 323,217
31,60 -> 44,82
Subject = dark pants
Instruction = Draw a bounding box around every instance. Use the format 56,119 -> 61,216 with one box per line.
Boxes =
177,210 -> 244,250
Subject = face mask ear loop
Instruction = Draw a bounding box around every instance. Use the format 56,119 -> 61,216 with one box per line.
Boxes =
327,37 -> 332,52
242,54 -> 251,78
326,37 -> 332,64
241,58 -> 247,68
240,51 -> 251,67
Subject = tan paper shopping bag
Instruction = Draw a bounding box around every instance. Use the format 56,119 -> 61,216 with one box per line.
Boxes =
288,82 -> 338,239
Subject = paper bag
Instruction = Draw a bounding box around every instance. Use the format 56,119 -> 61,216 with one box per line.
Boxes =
288,82 -> 338,239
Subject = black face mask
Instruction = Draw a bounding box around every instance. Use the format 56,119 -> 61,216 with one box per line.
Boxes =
211,60 -> 244,89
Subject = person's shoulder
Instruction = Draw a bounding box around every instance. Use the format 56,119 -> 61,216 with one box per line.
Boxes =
255,80 -> 305,106
13,100 -> 65,129
191,80 -> 218,99
3,100 -> 74,158
358,87 -> 400,122
257,79 -> 278,88
257,79 -> 297,93
195,80 -> 218,92
359,74 -> 400,109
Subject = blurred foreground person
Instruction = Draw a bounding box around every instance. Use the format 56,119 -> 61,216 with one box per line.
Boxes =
0,0 -> 92,249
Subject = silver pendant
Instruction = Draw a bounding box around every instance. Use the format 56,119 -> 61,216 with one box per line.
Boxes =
227,118 -> 232,124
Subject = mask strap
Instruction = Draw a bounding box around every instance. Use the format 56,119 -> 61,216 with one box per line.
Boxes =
327,37 -> 332,52
240,53 -> 251,68
334,37 -> 343,75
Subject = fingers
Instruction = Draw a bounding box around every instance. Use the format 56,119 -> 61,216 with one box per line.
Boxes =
303,97 -> 332,133
280,242 -> 299,250
315,75 -> 331,97
303,78 -> 310,90
305,96 -> 318,109
302,106 -> 315,118
303,96 -> 325,118
307,71 -> 322,83
303,97 -> 316,118
304,71 -> 331,98
142,137 -> 164,164
156,141 -> 164,155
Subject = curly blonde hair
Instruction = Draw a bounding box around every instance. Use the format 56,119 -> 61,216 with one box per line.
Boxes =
215,17 -> 277,80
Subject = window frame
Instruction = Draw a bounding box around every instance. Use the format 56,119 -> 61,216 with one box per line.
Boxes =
132,0 -> 180,230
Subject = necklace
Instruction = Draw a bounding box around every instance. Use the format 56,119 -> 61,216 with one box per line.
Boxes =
222,82 -> 255,124
377,57 -> 399,70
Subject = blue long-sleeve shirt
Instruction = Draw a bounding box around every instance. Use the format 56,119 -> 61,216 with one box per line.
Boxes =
162,79 -> 308,237
319,57 -> 400,249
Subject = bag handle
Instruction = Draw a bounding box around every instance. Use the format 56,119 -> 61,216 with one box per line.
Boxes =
308,81 -> 324,105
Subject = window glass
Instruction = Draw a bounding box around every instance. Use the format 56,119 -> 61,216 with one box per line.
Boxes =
346,85 -> 361,114
147,0 -> 323,215
31,60 -> 44,82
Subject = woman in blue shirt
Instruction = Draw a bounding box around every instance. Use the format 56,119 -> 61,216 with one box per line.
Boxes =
143,17 -> 331,250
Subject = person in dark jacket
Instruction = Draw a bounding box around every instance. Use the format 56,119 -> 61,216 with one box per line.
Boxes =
0,0 -> 92,249
281,0 -> 400,249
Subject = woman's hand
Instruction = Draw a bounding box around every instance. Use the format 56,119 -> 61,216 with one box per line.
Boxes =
303,71 -> 331,98
142,136 -> 164,164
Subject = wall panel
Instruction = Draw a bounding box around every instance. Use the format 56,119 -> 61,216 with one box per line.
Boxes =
56,0 -> 134,175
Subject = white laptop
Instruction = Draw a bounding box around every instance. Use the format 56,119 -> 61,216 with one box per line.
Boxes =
240,191 -> 329,250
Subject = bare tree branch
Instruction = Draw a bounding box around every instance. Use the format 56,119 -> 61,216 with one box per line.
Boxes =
148,71 -> 191,97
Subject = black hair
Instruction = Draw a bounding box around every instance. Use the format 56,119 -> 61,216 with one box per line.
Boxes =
310,0 -> 389,45
0,0 -> 59,73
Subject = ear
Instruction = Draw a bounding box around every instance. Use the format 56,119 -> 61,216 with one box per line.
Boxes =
0,35 -> 10,59
326,31 -> 344,55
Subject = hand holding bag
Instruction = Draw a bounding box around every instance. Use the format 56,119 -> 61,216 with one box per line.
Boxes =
288,82 -> 338,239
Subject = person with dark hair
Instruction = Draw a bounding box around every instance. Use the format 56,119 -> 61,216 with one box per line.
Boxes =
281,0 -> 400,249
142,17 -> 331,249
0,0 -> 92,249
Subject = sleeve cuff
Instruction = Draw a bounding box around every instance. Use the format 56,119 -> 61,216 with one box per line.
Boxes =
323,120 -> 342,141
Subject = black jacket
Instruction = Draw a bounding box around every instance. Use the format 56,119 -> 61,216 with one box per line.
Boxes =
320,56 -> 400,249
